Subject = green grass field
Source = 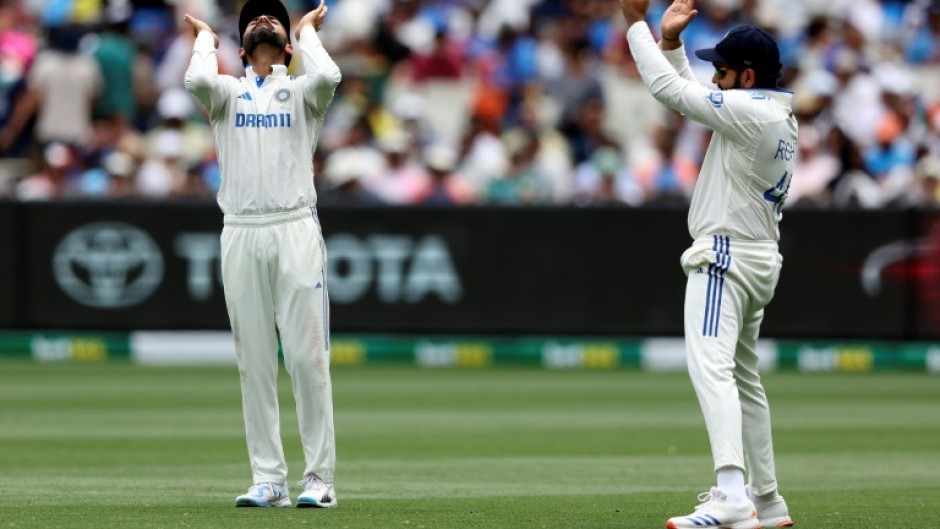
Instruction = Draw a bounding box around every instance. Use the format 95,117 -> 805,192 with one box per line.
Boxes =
1,362 -> 938,529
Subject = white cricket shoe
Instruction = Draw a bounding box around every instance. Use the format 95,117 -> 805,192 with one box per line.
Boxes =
296,475 -> 337,508
235,482 -> 291,507
666,487 -> 760,529
747,486 -> 794,528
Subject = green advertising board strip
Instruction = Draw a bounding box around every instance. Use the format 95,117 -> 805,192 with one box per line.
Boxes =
0,330 -> 937,373
778,341 -> 940,373
335,335 -> 938,373
0,331 -> 131,361
331,335 -> 644,369
308,336 -> 940,373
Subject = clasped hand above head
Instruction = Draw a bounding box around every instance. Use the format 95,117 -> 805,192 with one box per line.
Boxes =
183,0 -> 328,50
659,0 -> 699,41
296,0 -> 328,39
619,0 -> 699,44
183,13 -> 220,49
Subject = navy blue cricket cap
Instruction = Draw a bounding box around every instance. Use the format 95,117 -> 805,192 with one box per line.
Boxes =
238,0 -> 292,62
694,25 -> 781,77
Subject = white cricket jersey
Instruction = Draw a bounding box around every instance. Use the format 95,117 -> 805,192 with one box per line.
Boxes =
626,23 -> 797,242
184,26 -> 341,215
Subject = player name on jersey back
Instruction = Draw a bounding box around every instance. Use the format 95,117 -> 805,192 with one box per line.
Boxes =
235,112 -> 293,128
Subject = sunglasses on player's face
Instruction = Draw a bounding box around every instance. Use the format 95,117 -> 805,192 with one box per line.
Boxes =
714,65 -> 736,80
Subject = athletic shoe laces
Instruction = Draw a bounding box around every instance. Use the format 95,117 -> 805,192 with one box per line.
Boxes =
693,487 -> 726,512
298,476 -> 326,490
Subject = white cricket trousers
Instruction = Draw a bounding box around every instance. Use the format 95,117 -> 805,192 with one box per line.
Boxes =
221,206 -> 335,485
680,235 -> 783,497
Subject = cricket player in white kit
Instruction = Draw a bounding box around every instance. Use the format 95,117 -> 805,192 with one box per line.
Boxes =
183,0 -> 341,508
619,1 -> 796,528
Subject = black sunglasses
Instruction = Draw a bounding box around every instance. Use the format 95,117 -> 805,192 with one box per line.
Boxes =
714,65 -> 738,80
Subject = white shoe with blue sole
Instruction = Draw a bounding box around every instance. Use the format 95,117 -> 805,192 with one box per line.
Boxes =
235,482 -> 291,507
296,476 -> 337,508
666,487 -> 760,529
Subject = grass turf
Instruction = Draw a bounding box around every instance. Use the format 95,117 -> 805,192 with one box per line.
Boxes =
0,362 -> 938,528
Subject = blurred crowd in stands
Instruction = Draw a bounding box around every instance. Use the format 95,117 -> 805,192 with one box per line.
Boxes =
2,0 -> 940,207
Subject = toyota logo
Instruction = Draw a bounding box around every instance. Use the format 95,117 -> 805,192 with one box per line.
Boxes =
53,222 -> 164,308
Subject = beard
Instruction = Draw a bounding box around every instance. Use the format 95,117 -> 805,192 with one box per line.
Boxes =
243,26 -> 288,57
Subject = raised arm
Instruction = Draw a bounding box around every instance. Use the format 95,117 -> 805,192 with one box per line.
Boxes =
659,0 -> 697,51
182,14 -> 230,117
620,0 -> 754,145
294,0 -> 341,117
628,23 -> 758,144
659,0 -> 698,82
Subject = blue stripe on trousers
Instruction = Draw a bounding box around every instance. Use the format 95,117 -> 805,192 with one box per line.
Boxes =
702,236 -> 732,337
702,263 -> 715,337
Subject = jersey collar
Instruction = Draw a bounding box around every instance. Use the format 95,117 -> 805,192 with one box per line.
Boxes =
245,64 -> 289,83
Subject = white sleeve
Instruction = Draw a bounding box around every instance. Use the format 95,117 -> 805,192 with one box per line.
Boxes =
296,26 -> 342,117
627,22 -> 756,146
183,31 -> 230,118
661,43 -> 697,83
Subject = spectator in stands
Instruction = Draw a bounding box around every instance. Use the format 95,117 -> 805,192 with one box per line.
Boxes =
319,73 -> 371,151
573,145 -> 643,206
474,24 -> 539,123
904,0 -> 940,63
3,0 -> 940,211
0,24 -> 101,153
487,128 -> 553,205
914,155 -> 940,206
500,95 -> 574,203
829,129 -> 886,208
419,142 -> 473,205
864,111 -> 916,182
544,37 -> 605,163
792,15 -> 833,87
90,1 -> 137,125
367,0 -> 412,74
0,2 -> 37,158
409,29 -> 463,83
87,107 -> 146,179
788,124 -> 840,207
390,91 -> 436,152
830,47 -> 883,149
458,114 -> 509,197
172,161 -> 213,201
102,149 -> 138,200
327,113 -> 386,197
75,151 -> 114,199
14,142 -> 78,200
630,120 -> 696,204
317,148 -> 383,206
371,129 -> 430,204
156,5 -> 241,94
144,87 -> 212,171
874,62 -> 921,137
137,129 -> 185,199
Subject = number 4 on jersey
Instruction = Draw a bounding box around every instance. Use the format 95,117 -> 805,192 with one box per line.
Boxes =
763,170 -> 792,217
